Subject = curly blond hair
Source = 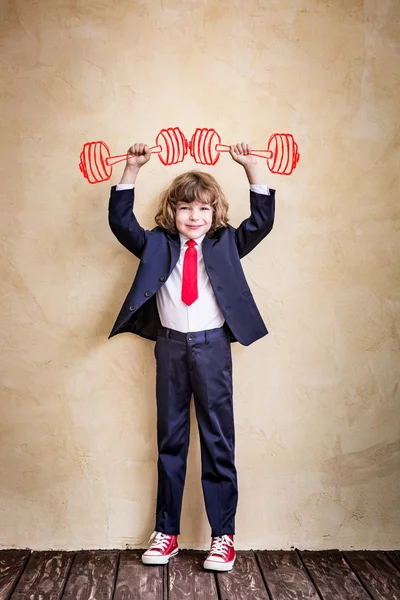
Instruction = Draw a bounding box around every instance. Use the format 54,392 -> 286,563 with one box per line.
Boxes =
155,171 -> 229,234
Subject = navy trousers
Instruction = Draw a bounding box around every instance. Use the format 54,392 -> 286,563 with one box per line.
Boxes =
154,326 -> 238,537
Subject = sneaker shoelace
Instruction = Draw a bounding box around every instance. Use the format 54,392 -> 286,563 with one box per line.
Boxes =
210,534 -> 234,557
148,531 -> 172,552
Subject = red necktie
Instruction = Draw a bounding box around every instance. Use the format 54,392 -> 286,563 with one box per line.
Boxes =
182,240 -> 198,306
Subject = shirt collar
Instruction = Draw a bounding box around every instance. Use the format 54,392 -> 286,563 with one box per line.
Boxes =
179,233 -> 206,248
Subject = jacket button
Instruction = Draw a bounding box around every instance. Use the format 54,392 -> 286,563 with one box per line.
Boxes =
159,276 -> 166,282
144,291 -> 152,298
129,305 -> 136,312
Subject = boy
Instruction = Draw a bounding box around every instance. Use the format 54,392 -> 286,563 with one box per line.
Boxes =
108,143 -> 275,570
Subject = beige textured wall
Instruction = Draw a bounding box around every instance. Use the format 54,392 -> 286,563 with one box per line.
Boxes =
1,0 -> 399,551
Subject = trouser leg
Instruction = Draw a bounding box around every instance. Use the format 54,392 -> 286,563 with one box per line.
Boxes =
189,334 -> 238,537
154,336 -> 192,534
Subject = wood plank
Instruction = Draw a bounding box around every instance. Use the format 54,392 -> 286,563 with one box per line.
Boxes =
0,551 -> 30,600
216,551 -> 269,600
61,550 -> 119,600
344,551 -> 400,600
300,550 -> 371,599
386,551 -> 400,572
168,551 -> 218,600
10,551 -> 73,600
113,550 -> 164,600
256,551 -> 319,600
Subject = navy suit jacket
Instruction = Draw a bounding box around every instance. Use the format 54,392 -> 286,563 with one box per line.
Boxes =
108,186 -> 275,346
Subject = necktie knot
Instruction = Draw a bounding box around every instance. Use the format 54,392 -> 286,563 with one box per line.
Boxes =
186,240 -> 197,248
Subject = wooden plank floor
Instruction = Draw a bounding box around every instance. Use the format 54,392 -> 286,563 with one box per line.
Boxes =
0,549 -> 399,600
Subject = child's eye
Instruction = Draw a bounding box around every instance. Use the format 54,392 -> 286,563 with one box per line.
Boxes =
201,206 -> 211,211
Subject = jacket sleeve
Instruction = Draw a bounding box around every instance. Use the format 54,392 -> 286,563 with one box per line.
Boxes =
234,189 -> 275,259
108,186 -> 149,259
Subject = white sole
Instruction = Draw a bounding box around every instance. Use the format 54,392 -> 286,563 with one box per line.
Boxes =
142,547 -> 179,565
203,557 -> 236,571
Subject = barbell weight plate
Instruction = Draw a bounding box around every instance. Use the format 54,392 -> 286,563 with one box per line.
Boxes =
156,129 -> 170,165
200,129 -> 209,164
190,128 -> 201,164
168,128 -> 178,165
207,129 -> 221,165
189,129 -> 196,161
193,128 -> 207,164
203,129 -> 212,164
173,128 -> 183,163
267,133 -> 298,175
156,128 -> 186,165
167,128 -> 178,165
90,142 -> 103,183
267,134 -> 279,174
284,134 -> 294,174
190,128 -> 223,165
82,143 -> 96,183
97,141 -> 112,181
87,142 -> 100,183
283,134 -> 294,174
191,128 -> 217,165
197,128 -> 206,164
90,142 -> 101,183
175,127 -> 188,163
268,133 -> 286,175
282,134 -> 298,174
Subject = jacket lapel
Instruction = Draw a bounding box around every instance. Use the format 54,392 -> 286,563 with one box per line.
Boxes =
167,233 -> 180,277
202,233 -> 218,265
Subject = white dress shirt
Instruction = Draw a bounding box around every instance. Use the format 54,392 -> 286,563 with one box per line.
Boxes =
115,182 -> 270,332
156,233 -> 225,332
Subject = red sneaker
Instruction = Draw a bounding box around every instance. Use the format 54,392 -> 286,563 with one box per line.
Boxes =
141,531 -> 179,565
203,534 -> 236,571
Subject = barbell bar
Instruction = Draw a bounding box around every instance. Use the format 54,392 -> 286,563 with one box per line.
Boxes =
189,128 -> 300,175
79,127 -> 189,184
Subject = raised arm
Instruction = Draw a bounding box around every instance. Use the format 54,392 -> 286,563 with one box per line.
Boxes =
229,143 -> 275,258
108,144 -> 151,259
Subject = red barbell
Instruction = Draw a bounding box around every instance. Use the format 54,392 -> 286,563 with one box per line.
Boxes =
79,127 -> 188,184
189,128 -> 300,175
79,127 -> 300,184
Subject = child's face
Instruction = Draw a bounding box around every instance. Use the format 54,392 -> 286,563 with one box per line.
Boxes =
175,199 -> 213,239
